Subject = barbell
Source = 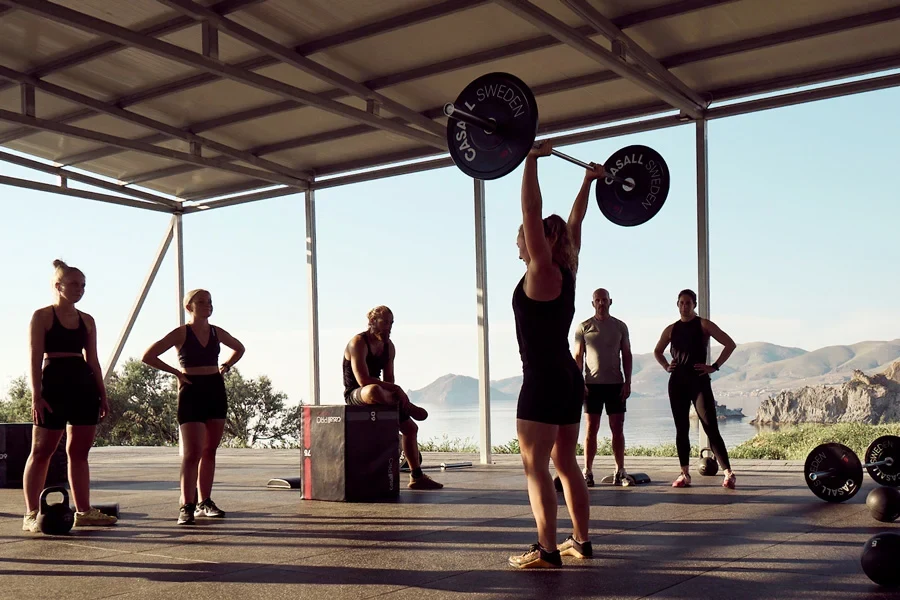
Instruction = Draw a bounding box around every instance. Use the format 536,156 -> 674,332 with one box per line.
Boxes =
803,435 -> 900,503
443,71 -> 671,227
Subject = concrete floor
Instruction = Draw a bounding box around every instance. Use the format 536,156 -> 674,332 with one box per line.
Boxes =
1,447 -> 898,599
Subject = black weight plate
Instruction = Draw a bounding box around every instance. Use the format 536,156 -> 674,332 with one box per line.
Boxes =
865,435 -> 900,486
804,442 -> 863,503
595,145 -> 670,226
446,72 -> 539,180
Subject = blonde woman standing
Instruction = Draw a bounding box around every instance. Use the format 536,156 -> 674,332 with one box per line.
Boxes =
142,289 -> 245,525
22,259 -> 118,533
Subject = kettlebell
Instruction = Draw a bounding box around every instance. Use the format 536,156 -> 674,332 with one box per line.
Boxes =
36,486 -> 75,535
698,448 -> 718,476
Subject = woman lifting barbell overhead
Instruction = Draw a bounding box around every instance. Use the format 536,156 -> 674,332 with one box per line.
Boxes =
142,289 -> 244,525
508,140 -> 604,569
653,289 -> 737,490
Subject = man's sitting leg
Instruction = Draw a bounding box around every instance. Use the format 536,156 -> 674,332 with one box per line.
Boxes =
351,385 -> 428,422
400,419 -> 443,490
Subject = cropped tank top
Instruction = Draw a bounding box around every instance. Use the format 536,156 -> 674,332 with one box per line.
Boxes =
670,316 -> 709,378
177,324 -> 220,368
512,264 -> 577,371
343,332 -> 390,394
44,307 -> 88,354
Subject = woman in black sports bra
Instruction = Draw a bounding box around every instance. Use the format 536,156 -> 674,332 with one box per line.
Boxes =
22,260 -> 117,533
653,289 -> 738,490
142,288 -> 245,525
508,141 -> 605,569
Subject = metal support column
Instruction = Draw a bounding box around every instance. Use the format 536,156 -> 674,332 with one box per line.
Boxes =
305,189 -> 321,406
474,178 -> 492,464
103,216 -> 176,382
174,212 -> 186,326
696,119 -> 710,452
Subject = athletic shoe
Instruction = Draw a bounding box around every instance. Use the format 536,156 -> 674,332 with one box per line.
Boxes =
508,543 -> 562,569
408,473 -> 443,490
723,473 -> 736,489
74,508 -> 118,527
22,510 -> 40,533
558,535 -> 593,559
195,498 -> 225,518
584,471 -> 595,487
672,474 -> 691,488
614,469 -> 631,487
554,475 -> 563,492
177,503 -> 196,525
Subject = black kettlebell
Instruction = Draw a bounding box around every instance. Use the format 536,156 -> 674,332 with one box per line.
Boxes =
36,486 -> 75,535
866,486 -> 900,523
698,448 -> 718,476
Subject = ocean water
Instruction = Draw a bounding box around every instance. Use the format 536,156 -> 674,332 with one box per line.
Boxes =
416,398 -> 771,451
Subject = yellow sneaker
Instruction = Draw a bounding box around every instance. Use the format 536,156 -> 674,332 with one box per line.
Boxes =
74,507 -> 118,527
22,510 -> 40,533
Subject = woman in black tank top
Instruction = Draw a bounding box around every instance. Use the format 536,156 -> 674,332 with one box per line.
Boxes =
653,289 -> 738,490
508,141 -> 605,569
142,288 -> 245,525
22,260 -> 117,532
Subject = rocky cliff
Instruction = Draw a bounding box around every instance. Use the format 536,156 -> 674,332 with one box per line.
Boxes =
753,360 -> 900,424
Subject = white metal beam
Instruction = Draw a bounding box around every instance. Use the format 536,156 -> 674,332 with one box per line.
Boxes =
0,108 -> 308,190
104,217 -> 176,382
0,173 -> 174,213
492,0 -> 704,118
474,178 -> 492,464
157,0 -> 446,139
0,64 -> 311,183
696,119 -> 710,451
305,189 -> 321,406
174,213 -> 186,327
560,0 -> 707,108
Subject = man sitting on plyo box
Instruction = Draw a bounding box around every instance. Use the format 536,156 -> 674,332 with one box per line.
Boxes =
342,305 -> 443,490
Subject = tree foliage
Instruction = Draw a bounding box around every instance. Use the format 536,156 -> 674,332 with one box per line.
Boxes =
0,359 -> 300,448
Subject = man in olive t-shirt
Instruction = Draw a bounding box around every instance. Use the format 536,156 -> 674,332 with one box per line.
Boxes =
573,288 -> 632,486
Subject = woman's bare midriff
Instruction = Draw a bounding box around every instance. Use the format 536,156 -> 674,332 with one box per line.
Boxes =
183,366 -> 220,376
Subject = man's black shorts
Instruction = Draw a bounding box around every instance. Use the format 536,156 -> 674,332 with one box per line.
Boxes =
584,383 -> 625,416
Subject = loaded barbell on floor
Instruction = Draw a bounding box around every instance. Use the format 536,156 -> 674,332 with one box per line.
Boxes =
443,71 -> 671,227
804,435 -> 900,503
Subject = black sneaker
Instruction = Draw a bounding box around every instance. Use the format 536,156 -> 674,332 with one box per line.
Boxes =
508,543 -> 563,569
195,498 -> 225,518
584,471 -> 595,487
177,503 -> 196,525
558,535 -> 593,559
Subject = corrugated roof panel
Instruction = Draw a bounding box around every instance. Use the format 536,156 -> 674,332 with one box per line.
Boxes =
6,131 -> 106,163
627,0 -> 900,57
78,150 -> 193,183
232,0 -> 437,48
143,166 -> 262,198
51,0 -> 174,29
266,129 -> 428,174
0,10 -> 98,71
674,20 -> 900,94
160,20 -> 268,63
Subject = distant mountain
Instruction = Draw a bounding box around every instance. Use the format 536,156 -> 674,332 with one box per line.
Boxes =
407,340 -> 900,410
408,374 -> 517,408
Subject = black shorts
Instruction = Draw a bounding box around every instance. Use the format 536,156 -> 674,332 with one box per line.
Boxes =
585,383 -> 626,416
37,357 -> 101,430
177,374 -> 227,425
516,363 -> 584,425
344,387 -> 410,423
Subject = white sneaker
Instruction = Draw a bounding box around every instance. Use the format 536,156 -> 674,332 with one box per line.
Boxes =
22,510 -> 40,533
74,507 -> 118,527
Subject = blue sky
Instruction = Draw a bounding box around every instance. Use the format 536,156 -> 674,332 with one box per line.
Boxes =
2,84 -> 899,406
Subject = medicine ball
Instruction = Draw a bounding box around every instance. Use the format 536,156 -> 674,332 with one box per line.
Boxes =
866,486 -> 900,523
698,448 -> 718,476
36,486 -> 75,536
861,532 -> 900,587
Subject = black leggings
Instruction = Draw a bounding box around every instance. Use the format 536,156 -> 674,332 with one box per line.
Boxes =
668,376 -> 731,470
